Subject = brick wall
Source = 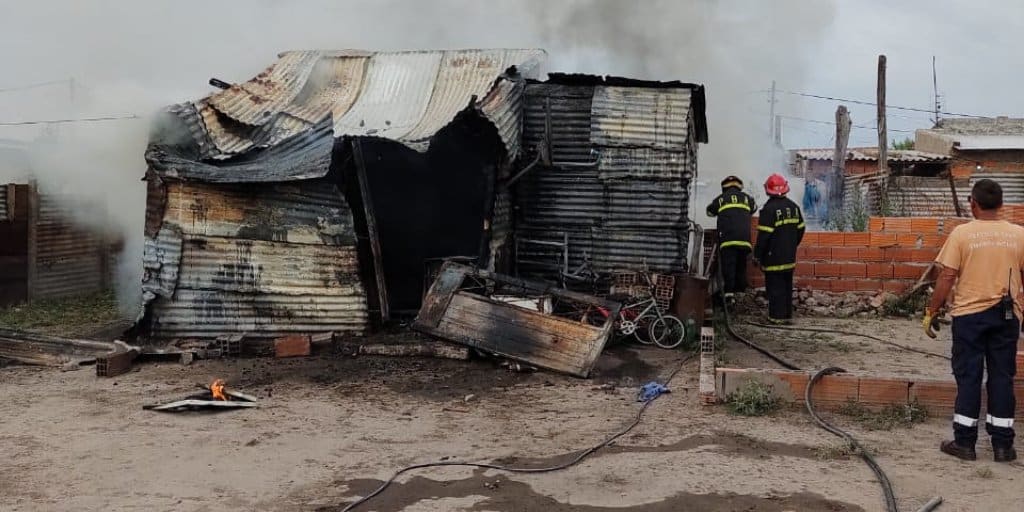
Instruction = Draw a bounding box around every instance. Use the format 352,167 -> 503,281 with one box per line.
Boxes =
746,216 -> 971,293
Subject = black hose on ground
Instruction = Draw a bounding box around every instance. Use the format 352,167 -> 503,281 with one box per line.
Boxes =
745,321 -> 950,361
340,353 -> 696,512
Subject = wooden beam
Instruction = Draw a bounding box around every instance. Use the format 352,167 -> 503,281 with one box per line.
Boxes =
352,140 -> 390,322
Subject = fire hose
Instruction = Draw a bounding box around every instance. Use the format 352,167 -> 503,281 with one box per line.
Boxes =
340,353 -> 695,512
714,247 -> 942,511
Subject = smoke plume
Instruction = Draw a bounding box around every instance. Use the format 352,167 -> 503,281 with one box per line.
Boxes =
0,0 -> 836,316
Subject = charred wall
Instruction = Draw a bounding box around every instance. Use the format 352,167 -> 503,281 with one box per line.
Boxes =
0,185 -> 29,306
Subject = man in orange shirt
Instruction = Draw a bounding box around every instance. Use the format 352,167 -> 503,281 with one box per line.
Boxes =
926,179 -> 1023,462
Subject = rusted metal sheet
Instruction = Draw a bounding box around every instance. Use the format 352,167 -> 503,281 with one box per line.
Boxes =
0,184 -> 8,220
334,52 -> 442,139
33,194 -> 106,299
590,86 -> 692,151
163,181 -> 354,245
0,328 -> 133,367
414,262 -> 620,377
477,77 -> 527,160
596,146 -> 694,181
524,83 -> 595,164
208,51 -> 321,126
142,225 -> 183,302
888,176 -> 968,217
284,55 -> 369,124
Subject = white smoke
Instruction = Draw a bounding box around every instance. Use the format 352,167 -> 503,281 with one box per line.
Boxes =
0,0 -> 836,315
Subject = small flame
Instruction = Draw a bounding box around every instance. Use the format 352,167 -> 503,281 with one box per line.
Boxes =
210,379 -> 227,401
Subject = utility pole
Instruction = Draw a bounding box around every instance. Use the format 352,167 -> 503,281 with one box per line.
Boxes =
774,115 -> 783,147
831,105 -> 851,218
768,80 -> 777,142
932,56 -> 941,126
877,55 -> 888,175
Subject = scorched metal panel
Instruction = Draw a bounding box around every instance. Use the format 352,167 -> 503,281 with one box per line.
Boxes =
590,86 -> 692,150
33,195 -> 105,299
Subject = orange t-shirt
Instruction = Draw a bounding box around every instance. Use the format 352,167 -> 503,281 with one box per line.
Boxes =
935,219 -> 1024,318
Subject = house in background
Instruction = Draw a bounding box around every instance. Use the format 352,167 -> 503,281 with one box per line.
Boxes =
916,117 -> 1024,202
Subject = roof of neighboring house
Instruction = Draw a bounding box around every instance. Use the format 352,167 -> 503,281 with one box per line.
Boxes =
792,147 -> 950,163
153,49 -> 545,166
933,117 -> 1024,136
915,117 -> 1024,153
950,135 -> 1024,150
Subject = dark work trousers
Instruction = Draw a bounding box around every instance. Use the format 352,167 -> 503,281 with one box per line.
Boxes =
719,247 -> 750,294
950,304 -> 1019,449
764,270 -> 794,320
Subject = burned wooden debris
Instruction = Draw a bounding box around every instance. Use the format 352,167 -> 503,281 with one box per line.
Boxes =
144,380 -> 258,413
0,327 -> 139,369
414,262 -> 621,378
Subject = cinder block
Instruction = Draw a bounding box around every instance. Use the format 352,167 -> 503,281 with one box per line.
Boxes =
274,335 -> 311,358
909,380 -> 957,415
859,248 -> 886,261
840,263 -> 867,278
831,247 -> 859,261
844,233 -> 870,247
858,377 -> 911,409
870,233 -> 899,247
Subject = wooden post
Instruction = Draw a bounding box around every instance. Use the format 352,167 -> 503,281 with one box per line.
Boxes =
25,181 -> 39,302
351,140 -> 390,322
877,55 -> 888,175
831,106 -> 851,220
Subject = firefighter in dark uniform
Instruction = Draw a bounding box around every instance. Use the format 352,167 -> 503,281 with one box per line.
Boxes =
706,176 -> 758,304
754,173 -> 805,324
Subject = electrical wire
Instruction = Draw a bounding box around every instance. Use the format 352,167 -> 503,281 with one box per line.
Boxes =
0,114 -> 140,126
0,79 -> 71,93
744,321 -> 950,360
765,88 -> 987,119
778,115 -> 915,133
340,353 -> 696,512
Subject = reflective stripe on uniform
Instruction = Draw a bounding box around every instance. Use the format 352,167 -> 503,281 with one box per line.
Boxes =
954,414 -> 979,427
775,218 -> 802,227
757,225 -> 774,233
987,414 -> 1014,428
762,263 -> 795,272
797,222 -> 805,229
718,203 -> 751,212
721,240 -> 752,249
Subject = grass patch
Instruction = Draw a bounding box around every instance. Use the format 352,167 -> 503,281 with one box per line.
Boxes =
0,290 -> 121,335
815,441 -> 856,461
726,380 -> 782,417
883,287 -> 928,318
836,400 -> 929,430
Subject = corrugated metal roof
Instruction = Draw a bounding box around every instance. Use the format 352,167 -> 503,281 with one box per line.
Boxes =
794,147 -> 950,162
954,135 -> 1024,150
971,172 -> 1024,203
172,49 -> 544,159
477,77 -> 525,159
590,86 -> 691,150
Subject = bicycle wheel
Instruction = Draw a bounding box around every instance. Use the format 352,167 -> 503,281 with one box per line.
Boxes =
649,314 -> 686,349
632,314 -> 655,345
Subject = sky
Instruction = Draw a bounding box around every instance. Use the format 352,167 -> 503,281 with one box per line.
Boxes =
0,0 -> 1022,310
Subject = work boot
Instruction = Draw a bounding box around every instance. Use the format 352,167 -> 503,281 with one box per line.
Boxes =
940,440 -> 977,461
994,446 -> 1017,463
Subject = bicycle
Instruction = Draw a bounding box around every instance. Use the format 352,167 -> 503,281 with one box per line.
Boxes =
580,271 -> 687,349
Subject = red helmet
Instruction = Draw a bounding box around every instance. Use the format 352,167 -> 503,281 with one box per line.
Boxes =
764,173 -> 790,196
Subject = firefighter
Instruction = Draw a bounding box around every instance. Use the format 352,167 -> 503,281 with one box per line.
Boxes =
706,176 -> 758,305
753,173 -> 805,324
925,179 -> 1022,462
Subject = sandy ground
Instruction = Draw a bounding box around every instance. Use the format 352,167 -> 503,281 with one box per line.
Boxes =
2,326 -> 1023,512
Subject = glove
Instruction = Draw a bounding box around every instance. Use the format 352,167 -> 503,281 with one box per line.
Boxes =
923,308 -> 941,339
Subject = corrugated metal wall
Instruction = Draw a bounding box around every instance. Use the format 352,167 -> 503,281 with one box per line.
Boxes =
971,172 -> 1024,204
146,180 -> 370,338
516,82 -> 695,280
33,195 -> 106,300
889,176 -> 968,217
0,185 -> 7,221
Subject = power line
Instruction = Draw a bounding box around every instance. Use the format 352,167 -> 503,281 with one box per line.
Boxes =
0,114 -> 140,126
0,79 -> 72,94
757,88 -> 989,118
777,114 -> 914,133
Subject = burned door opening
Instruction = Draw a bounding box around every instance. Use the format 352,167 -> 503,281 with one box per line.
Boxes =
341,112 -> 507,315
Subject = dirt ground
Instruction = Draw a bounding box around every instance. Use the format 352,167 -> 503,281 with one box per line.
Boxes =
3,317 -> 1024,512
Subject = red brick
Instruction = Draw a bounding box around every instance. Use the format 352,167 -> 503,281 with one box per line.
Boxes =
814,263 -> 841,278
840,263 -> 867,278
883,280 -> 910,294
911,248 -> 939,262
921,234 -> 947,248
868,217 -> 885,232
831,247 -> 859,261
894,264 -> 928,279
844,233 -> 870,247
274,335 -> 311,358
810,373 -> 859,406
804,247 -> 831,260
911,218 -> 940,234
870,233 -> 899,247
818,232 -> 845,246
830,280 -> 858,292
884,247 -> 915,262
866,263 -> 894,279
795,262 -> 814,277
858,248 -> 885,261
801,278 -> 832,291
858,377 -> 911,409
1017,352 -> 1024,380
897,234 -> 921,246
777,371 -> 811,402
802,232 -> 821,245
909,380 -> 957,415
855,279 -> 884,291
884,218 -> 913,233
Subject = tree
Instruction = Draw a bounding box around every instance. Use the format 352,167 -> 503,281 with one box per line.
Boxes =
891,137 -> 914,150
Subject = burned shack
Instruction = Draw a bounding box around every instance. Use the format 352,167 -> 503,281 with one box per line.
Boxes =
513,75 -> 708,281
141,49 -> 545,339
